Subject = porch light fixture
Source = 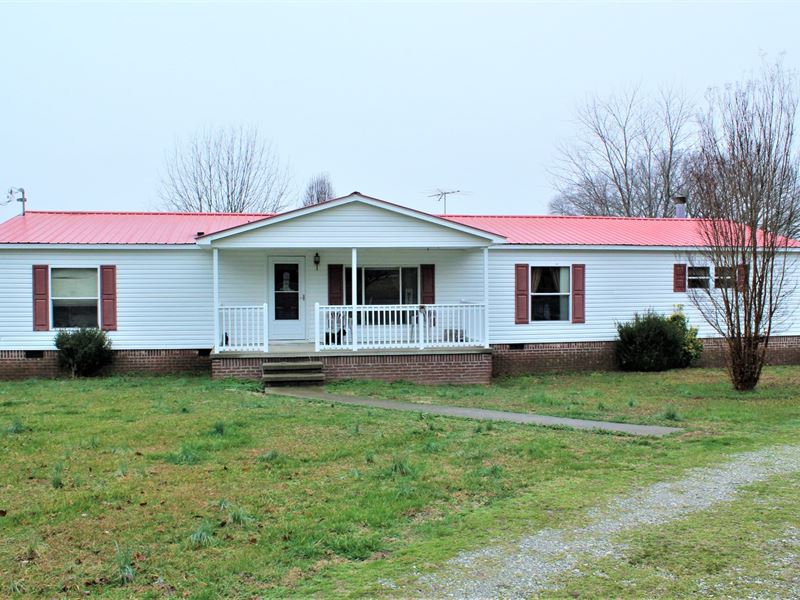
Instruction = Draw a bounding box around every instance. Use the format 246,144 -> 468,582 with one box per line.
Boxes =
313,252 -> 321,270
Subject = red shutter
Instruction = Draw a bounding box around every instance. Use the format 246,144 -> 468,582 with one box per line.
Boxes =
737,263 -> 748,292
514,264 -> 529,324
421,264 -> 435,304
100,265 -> 117,331
32,265 -> 49,331
572,264 -> 585,324
673,264 -> 687,292
328,264 -> 344,305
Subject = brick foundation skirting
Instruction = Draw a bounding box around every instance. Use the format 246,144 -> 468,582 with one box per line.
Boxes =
491,336 -> 800,376
4,336 -> 798,382
0,349 -> 211,380
492,341 -> 616,376
212,351 -> 493,385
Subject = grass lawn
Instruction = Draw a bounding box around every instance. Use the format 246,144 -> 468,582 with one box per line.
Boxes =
1,368 -> 799,598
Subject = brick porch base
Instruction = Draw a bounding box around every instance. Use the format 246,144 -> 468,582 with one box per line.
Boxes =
212,350 -> 494,385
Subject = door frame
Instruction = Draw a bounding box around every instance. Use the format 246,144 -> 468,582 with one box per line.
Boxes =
267,256 -> 306,340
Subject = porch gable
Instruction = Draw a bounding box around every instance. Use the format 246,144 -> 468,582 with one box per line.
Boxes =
197,193 -> 504,249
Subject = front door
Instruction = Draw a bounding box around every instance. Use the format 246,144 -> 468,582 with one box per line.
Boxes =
268,257 -> 305,340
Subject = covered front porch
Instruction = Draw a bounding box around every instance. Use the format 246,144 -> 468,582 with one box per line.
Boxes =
195,193 -> 503,368
210,246 -> 490,354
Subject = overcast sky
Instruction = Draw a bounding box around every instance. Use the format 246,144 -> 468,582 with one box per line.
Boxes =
1,2 -> 798,223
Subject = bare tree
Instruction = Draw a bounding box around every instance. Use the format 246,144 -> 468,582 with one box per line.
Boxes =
302,173 -> 336,207
550,87 -> 694,217
160,126 -> 290,213
687,61 -> 800,391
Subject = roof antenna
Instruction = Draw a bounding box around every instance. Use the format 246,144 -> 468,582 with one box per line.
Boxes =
4,187 -> 27,215
427,189 -> 463,215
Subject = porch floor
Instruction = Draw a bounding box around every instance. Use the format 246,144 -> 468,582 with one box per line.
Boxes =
212,341 -> 491,359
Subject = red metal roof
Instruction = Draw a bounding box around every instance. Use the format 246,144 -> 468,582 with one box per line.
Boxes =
0,208 -> 795,247
0,211 -> 273,245
442,214 -> 714,246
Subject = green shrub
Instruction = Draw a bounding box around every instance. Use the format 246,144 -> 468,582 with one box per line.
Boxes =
614,308 -> 703,372
54,328 -> 113,377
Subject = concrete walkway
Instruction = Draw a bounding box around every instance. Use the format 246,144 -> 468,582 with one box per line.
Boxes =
265,387 -> 683,437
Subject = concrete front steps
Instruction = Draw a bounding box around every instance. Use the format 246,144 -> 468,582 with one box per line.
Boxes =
262,360 -> 325,386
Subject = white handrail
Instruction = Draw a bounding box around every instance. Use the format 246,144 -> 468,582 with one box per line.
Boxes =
315,303 -> 486,351
216,304 -> 269,352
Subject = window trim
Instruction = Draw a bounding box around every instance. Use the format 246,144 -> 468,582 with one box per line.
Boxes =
344,265 -> 421,305
529,265 -> 571,322
49,266 -> 101,329
714,265 -> 737,289
687,266 -> 711,289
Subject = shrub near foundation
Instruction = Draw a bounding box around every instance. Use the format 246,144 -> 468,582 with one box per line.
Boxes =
54,328 -> 113,377
615,309 -> 702,372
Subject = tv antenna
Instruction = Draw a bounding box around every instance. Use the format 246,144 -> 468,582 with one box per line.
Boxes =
4,187 -> 27,215
427,189 -> 463,215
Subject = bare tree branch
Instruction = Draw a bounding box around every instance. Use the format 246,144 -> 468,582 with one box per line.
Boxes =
550,87 -> 694,217
159,126 -> 291,213
302,172 -> 336,207
686,59 -> 800,390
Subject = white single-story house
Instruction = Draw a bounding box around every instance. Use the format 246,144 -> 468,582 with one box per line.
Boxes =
0,192 -> 798,383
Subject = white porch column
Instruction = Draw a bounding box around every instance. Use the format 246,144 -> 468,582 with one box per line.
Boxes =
351,247 -> 358,351
483,247 -> 490,348
212,247 -> 220,351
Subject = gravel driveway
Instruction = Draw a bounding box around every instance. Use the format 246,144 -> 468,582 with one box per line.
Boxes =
413,444 -> 800,599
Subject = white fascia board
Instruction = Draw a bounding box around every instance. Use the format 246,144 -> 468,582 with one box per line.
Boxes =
196,194 -> 505,245
490,244 -> 800,253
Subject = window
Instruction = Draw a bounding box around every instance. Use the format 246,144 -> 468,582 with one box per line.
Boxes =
51,268 -> 99,328
714,266 -> 736,289
688,266 -> 710,289
345,267 -> 419,305
531,266 -> 570,321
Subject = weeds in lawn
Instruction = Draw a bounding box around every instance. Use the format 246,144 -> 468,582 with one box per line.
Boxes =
6,419 -> 27,434
258,449 -> 282,465
50,462 -> 64,489
114,542 -> 135,585
364,452 -> 375,464
662,407 -> 681,421
190,522 -> 214,548
474,422 -> 495,434
115,462 -> 128,478
211,421 -> 225,436
385,455 -> 416,478
168,443 -> 203,465
424,441 -> 441,453
228,506 -> 254,526
628,399 -> 636,407
475,464 -> 503,478
217,498 -> 230,511
351,422 -> 360,435
8,581 -> 25,595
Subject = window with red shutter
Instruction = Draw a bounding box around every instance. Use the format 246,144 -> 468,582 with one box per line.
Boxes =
673,264 -> 687,292
32,265 -> 49,331
514,264 -> 529,323
572,264 -> 585,324
100,265 -> 117,331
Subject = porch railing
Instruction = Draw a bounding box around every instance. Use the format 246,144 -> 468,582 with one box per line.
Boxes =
216,304 -> 268,352
315,303 -> 486,351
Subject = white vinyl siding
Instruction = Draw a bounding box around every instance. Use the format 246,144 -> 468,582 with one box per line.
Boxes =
488,248 -> 800,343
0,249 -> 213,350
